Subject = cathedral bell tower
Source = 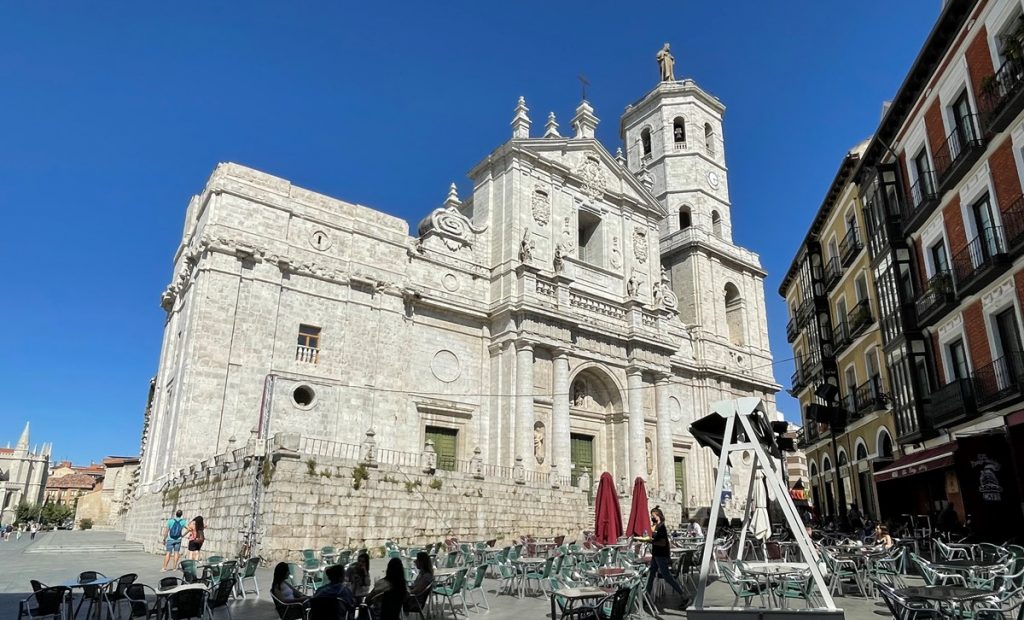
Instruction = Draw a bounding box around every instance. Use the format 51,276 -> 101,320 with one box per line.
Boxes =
619,50 -> 774,383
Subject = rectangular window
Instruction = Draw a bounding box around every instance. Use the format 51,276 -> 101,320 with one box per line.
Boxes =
995,308 -> 1023,357
296,324 -> 321,364
674,457 -> 687,508
947,338 -> 969,381
952,91 -> 976,144
930,240 -> 949,275
855,275 -> 869,303
913,149 -> 930,179
570,433 -> 594,486
577,211 -> 602,266
971,195 -> 999,257
425,426 -> 458,471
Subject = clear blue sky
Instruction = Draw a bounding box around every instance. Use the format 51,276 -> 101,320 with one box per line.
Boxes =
0,2 -> 937,464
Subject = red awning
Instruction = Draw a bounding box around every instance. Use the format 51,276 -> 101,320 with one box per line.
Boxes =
874,444 -> 956,482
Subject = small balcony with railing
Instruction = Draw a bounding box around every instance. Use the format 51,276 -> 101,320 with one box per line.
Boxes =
934,114 -> 986,193
980,56 -> 1024,134
824,256 -> 843,291
833,320 -> 851,355
796,297 -> 815,329
852,376 -> 888,420
790,361 -> 807,396
915,271 -> 956,328
974,351 -> 1024,411
296,345 -> 320,364
847,299 -> 874,338
786,316 -> 799,343
951,227 -> 1009,297
922,377 -> 978,430
839,227 -> 863,267
901,171 -> 940,234
1003,195 -> 1024,257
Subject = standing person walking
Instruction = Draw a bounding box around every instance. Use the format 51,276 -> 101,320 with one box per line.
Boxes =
646,506 -> 691,609
186,515 -> 205,561
161,510 -> 187,571
29,522 -> 39,540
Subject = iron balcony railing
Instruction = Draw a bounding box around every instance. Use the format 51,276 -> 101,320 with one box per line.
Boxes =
833,320 -> 851,354
924,377 -> 977,429
974,351 -> 1024,408
847,298 -> 873,337
854,376 -> 887,416
839,226 -> 863,267
824,256 -> 843,291
915,271 -> 955,327
902,171 -> 939,232
951,226 -> 1008,293
1004,195 -> 1024,254
980,56 -> 1024,133
787,317 -> 799,343
933,113 -> 985,190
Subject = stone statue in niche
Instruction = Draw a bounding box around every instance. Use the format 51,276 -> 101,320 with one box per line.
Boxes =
657,43 -> 675,82
519,229 -> 534,263
553,244 -> 564,273
645,438 -> 654,477
610,236 -> 623,269
534,421 -> 545,464
626,274 -> 639,298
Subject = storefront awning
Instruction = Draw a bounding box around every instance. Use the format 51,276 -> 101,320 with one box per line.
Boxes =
874,444 -> 956,482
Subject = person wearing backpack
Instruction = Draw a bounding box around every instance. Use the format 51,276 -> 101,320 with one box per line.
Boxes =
161,509 -> 187,571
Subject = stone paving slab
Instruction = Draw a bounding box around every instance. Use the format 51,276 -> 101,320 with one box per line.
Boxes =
0,530 -> 890,620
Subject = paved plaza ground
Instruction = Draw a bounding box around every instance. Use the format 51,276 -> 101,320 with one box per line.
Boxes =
0,531 -> 893,619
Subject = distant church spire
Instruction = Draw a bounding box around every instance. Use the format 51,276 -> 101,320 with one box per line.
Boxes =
511,96 -> 531,139
16,421 -> 29,451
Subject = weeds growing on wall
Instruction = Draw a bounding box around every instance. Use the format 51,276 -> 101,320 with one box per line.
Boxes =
306,459 -> 318,476
352,464 -> 369,490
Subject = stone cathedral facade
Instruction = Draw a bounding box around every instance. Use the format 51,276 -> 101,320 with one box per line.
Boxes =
129,75 -> 777,548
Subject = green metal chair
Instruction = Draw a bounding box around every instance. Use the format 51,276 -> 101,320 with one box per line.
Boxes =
300,549 -> 317,563
525,557 -> 555,595
719,563 -> 765,607
464,565 -> 489,611
302,557 -> 326,592
237,557 -> 261,598
442,550 -> 459,569
320,546 -> 337,564
496,562 -> 517,596
773,570 -> 815,609
336,550 -> 352,567
433,567 -> 469,618
179,560 -> 200,584
206,555 -> 225,565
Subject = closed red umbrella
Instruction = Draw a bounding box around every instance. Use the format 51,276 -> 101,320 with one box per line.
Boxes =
594,472 -> 623,545
625,477 -> 652,537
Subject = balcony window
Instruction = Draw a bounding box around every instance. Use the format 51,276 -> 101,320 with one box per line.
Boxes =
640,127 -> 652,158
839,226 -> 863,266
673,117 -> 686,148
296,324 -> 321,364
577,210 -> 603,266
847,298 -> 873,336
947,338 -> 969,380
934,93 -> 985,188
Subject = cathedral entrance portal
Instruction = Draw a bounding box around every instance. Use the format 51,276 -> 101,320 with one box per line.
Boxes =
568,366 -> 626,486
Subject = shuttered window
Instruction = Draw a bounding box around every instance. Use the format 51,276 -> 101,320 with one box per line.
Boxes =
425,426 -> 458,471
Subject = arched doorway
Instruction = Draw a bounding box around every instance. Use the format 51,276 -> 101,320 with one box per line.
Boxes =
568,366 -> 625,486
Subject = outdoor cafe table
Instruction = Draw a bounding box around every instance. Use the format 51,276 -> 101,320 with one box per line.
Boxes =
585,567 -> 637,588
153,583 -> 208,620
896,585 -> 993,616
929,560 -> 1005,584
61,576 -> 115,620
550,587 -> 611,619
740,563 -> 809,607
512,558 -> 547,597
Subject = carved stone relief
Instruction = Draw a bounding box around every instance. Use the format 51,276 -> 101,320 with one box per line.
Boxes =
532,187 -> 550,226
632,228 -> 649,264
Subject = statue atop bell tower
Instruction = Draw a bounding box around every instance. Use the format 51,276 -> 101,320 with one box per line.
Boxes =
657,43 -> 676,82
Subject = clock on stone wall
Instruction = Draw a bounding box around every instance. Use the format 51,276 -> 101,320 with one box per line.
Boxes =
707,171 -> 720,189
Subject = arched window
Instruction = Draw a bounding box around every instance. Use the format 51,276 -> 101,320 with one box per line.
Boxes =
679,205 -> 692,230
822,456 -> 832,471
704,123 -> 715,155
672,117 -> 686,146
711,210 -> 723,237
640,128 -> 652,157
837,449 -> 848,468
877,428 -> 894,459
724,283 -> 745,346
810,462 -> 818,478
855,441 -> 868,461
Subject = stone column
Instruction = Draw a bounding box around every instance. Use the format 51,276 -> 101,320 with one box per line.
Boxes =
515,340 -> 535,467
551,348 -> 572,477
626,367 -> 646,483
655,373 -> 676,497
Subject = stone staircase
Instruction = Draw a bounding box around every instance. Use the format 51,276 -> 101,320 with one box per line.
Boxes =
25,530 -> 146,554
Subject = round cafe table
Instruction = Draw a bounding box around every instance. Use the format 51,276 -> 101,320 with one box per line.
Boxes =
897,585 -> 993,610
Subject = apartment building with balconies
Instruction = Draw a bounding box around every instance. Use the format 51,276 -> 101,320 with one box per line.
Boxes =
785,0 -> 1024,539
780,144 -> 898,523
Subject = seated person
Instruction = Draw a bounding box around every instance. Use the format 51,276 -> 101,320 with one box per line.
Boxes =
405,552 -> 434,612
874,525 -> 894,550
346,552 -> 371,592
314,564 -> 357,608
687,518 -> 704,538
368,558 -> 407,620
271,562 -> 308,604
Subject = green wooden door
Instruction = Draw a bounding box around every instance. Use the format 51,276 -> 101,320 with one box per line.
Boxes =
674,457 -> 687,508
425,426 -> 458,471
570,433 -> 594,486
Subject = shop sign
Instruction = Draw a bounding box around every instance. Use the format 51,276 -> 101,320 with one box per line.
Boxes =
972,453 -> 1003,502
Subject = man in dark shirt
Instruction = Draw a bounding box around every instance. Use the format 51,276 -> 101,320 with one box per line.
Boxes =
314,564 -> 357,610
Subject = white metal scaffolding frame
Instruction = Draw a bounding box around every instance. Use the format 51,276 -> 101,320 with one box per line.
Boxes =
692,397 -> 837,611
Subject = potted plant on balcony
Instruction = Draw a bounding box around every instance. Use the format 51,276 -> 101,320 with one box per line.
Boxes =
929,272 -> 954,297
850,303 -> 872,332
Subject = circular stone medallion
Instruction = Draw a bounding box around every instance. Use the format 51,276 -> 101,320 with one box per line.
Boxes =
431,350 -> 461,383
442,273 -> 460,292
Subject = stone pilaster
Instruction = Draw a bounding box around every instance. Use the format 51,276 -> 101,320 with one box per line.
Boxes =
655,373 -> 676,497
626,367 -> 646,483
551,348 -> 572,477
515,340 -> 535,468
